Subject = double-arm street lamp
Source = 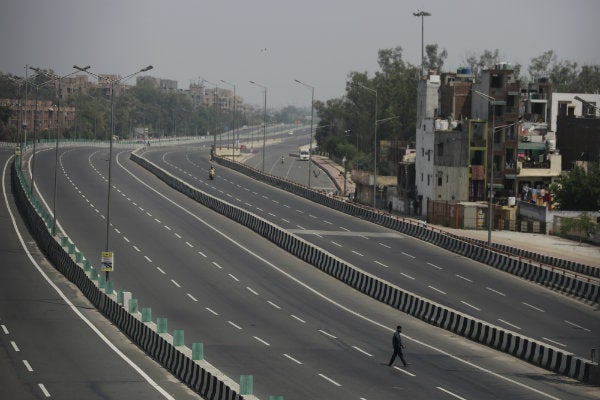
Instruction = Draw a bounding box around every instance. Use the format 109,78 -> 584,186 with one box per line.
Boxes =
74,64 -> 153,280
356,83 -> 378,209
471,89 -> 497,246
294,79 -> 315,188
30,66 -> 90,235
220,79 -> 237,161
249,80 -> 267,172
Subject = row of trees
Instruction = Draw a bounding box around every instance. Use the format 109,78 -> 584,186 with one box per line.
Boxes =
0,72 -> 308,142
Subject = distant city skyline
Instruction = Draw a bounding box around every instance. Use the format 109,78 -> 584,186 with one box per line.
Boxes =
1,0 -> 598,108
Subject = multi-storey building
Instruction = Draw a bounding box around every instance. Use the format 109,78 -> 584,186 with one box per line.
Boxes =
553,94 -> 600,170
471,65 -> 522,199
415,65 -> 563,220
159,79 -> 178,92
1,98 -> 76,137
56,75 -> 91,99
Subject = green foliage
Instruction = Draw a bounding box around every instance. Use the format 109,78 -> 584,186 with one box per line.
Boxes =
464,49 -> 501,77
273,105 -> 309,124
314,46 -> 419,172
527,50 -> 600,93
528,50 -> 557,80
424,44 -> 448,72
553,164 -> 600,211
559,212 -> 598,244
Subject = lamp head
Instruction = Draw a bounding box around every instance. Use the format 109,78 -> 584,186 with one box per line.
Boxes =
141,65 -> 153,72
73,65 -> 91,72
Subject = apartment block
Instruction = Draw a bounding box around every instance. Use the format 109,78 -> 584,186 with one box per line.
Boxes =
1,98 -> 76,136
415,65 -> 564,219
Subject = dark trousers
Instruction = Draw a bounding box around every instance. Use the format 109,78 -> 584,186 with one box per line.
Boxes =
388,348 -> 407,366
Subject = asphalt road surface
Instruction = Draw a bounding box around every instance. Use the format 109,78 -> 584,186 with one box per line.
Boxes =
148,138 -> 600,361
0,149 -> 200,400
24,144 -> 600,400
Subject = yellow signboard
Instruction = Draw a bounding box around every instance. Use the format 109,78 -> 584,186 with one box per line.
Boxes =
100,251 -> 114,272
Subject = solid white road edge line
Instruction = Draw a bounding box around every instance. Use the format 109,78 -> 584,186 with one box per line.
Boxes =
3,157 -> 175,400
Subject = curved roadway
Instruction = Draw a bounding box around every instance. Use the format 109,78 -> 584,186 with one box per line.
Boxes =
1,150 -> 199,400
28,144 -> 599,400
148,138 -> 599,360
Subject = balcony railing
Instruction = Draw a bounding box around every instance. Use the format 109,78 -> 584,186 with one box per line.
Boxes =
520,160 -> 550,169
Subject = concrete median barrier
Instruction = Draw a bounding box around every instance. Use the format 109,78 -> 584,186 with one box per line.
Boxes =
131,151 -> 595,383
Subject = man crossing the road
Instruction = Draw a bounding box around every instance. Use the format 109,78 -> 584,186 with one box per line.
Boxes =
388,325 -> 408,367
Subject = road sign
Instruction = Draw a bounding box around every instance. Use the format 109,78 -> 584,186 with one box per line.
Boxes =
100,251 -> 114,272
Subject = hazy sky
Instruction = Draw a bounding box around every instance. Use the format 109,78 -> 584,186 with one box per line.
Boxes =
2,0 -> 599,108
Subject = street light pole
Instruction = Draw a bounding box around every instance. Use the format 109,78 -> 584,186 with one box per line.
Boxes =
249,81 -> 267,172
413,10 -> 431,77
7,77 -> 22,147
30,66 -> 90,235
294,79 -> 315,188
28,74 -> 65,194
75,65 -> 153,280
471,89 -> 496,246
24,65 -> 28,148
220,80 -> 237,161
201,79 -> 219,151
358,83 -> 378,209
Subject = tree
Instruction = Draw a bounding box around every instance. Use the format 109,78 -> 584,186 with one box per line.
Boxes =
548,59 -> 578,91
552,163 -> 600,211
528,50 -> 557,81
464,49 -> 501,77
423,44 -> 448,72
568,64 -> 600,93
559,212 -> 598,244
314,46 -> 419,173
527,51 -> 600,93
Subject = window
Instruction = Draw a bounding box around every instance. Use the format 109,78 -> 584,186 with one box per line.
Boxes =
491,74 -> 503,88
506,95 -> 516,113
427,174 -> 430,186
437,171 -> 443,186
558,101 -> 571,117
507,124 -> 516,140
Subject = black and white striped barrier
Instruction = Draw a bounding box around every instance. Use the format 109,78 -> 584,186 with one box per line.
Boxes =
11,159 -> 246,400
131,151 -> 598,383
213,155 -> 600,304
